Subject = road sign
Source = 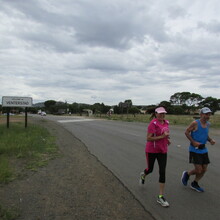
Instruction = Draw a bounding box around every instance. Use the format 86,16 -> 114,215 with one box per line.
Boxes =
2,96 -> 33,107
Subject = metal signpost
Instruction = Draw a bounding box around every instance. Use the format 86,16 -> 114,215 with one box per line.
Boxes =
2,96 -> 33,128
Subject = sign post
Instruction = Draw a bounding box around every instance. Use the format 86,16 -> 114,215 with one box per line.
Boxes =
7,107 -> 10,128
25,107 -> 28,128
2,96 -> 33,128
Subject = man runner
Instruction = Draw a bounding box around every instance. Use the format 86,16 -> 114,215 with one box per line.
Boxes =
181,107 -> 216,192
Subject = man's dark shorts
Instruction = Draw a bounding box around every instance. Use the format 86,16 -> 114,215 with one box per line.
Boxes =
189,152 -> 210,165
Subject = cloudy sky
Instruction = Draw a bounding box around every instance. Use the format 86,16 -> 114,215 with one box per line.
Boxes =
0,0 -> 220,106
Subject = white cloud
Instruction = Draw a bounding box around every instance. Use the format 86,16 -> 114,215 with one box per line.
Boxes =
0,0 -> 220,106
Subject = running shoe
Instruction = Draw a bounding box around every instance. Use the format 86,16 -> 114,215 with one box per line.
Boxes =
181,171 -> 189,186
139,172 -> 145,185
157,196 -> 169,207
190,181 -> 204,192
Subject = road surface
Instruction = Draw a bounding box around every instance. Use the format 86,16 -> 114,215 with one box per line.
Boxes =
34,115 -> 220,220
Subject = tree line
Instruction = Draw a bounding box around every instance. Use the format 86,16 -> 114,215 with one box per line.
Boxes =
1,92 -> 220,115
32,92 -> 220,115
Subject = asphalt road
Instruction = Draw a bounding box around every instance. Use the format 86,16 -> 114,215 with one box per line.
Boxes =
34,115 -> 220,220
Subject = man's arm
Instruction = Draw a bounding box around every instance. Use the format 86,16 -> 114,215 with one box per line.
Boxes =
185,121 -> 201,147
207,136 -> 216,145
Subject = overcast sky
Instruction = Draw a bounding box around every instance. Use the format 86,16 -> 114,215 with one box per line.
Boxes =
0,0 -> 220,106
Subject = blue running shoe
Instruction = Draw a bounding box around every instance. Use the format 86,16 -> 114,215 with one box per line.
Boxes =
190,181 -> 204,192
181,171 -> 189,186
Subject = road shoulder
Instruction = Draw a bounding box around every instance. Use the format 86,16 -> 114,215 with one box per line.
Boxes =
0,117 -> 154,220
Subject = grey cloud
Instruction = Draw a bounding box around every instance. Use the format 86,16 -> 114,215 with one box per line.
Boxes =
1,0 -> 220,105
2,0 -> 61,26
84,62 -> 127,72
167,5 -> 187,19
83,56 -> 132,72
200,83 -> 220,89
3,0 -> 170,52
27,77 -> 91,90
161,51 -> 218,70
2,1 -> 79,52
18,29 -> 79,53
73,10 -> 169,49
110,83 -> 136,91
198,20 -> 220,34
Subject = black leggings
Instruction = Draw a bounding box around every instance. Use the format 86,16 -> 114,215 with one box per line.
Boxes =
144,153 -> 167,183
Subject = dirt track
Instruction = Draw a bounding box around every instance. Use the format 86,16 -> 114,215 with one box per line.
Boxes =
0,117 -> 155,220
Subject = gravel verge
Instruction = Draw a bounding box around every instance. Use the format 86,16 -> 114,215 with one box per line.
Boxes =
0,117 -> 155,220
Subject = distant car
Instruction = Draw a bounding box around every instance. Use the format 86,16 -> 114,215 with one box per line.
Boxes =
41,112 -> 46,116
3,113 -> 15,116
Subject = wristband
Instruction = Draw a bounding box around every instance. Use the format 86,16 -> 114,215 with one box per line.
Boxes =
198,144 -> 205,149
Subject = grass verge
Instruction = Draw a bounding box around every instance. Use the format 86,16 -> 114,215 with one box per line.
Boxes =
0,122 -> 59,183
0,121 -> 59,219
0,205 -> 20,220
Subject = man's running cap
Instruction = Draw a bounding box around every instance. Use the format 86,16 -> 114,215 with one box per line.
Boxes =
200,107 -> 212,114
155,107 -> 167,114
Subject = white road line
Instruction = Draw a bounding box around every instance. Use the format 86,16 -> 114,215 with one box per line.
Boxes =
57,119 -> 95,123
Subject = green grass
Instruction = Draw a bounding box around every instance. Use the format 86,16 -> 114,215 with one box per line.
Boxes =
0,122 -> 59,183
0,205 -> 20,220
0,156 -> 13,183
0,121 -> 59,219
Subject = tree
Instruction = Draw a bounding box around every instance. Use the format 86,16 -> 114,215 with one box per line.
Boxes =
186,93 -> 203,106
170,92 -> 182,105
69,102 -> 79,114
124,99 -> 132,107
129,106 -> 140,116
113,105 -> 120,114
170,92 -> 203,106
44,100 -> 56,108
92,103 -> 105,114
44,100 -> 57,113
118,100 -> 133,114
172,106 -> 185,115
158,101 -> 172,113
170,92 -> 204,114
179,92 -> 191,105
200,97 -> 220,113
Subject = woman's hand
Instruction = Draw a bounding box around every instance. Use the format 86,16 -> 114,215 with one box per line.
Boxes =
147,131 -> 170,142
163,131 -> 170,138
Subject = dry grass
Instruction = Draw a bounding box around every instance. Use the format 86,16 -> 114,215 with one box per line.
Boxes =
94,113 -> 220,128
0,115 -> 25,125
